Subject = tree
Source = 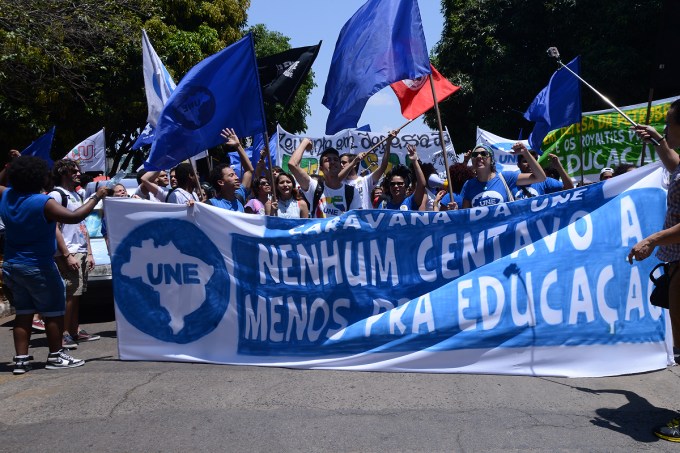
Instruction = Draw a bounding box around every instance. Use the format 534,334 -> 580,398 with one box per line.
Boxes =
431,0 -> 665,152
0,0 -> 155,162
0,1 -> 317,174
248,23 -> 315,135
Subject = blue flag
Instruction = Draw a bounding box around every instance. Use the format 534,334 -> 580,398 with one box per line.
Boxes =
145,33 -> 266,171
322,0 -> 430,135
132,123 -> 156,150
524,57 -> 582,153
21,126 -> 55,166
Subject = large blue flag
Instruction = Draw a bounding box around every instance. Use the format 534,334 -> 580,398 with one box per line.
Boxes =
322,0 -> 430,135
145,33 -> 266,171
524,56 -> 582,153
21,126 -> 55,166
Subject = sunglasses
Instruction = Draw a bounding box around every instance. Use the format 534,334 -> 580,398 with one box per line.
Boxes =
471,151 -> 490,158
390,181 -> 406,187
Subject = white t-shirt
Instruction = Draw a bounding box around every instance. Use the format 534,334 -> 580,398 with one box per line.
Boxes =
134,185 -> 169,202
345,173 -> 376,210
167,187 -> 199,204
302,178 -> 362,218
49,187 -> 88,253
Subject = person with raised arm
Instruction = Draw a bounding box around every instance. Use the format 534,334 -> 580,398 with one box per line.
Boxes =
513,151 -> 574,199
627,98 -> 680,442
460,143 -> 546,209
337,130 -> 396,209
0,156 -> 108,374
205,128 -> 255,212
288,139 -> 362,218
379,144 -> 427,210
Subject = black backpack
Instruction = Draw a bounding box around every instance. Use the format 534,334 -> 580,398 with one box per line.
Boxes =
164,187 -> 180,202
311,180 -> 354,218
52,187 -> 83,208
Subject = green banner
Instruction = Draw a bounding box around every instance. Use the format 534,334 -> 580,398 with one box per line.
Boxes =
538,96 -> 677,181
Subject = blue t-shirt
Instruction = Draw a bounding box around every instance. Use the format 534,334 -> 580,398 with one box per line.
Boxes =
382,194 -> 416,210
0,189 -> 56,265
513,177 -> 563,199
460,171 -> 519,207
439,192 -> 463,209
208,187 -> 246,212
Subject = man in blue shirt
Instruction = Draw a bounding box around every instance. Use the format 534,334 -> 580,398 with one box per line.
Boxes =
513,152 -> 574,199
206,128 -> 254,211
0,156 -> 108,374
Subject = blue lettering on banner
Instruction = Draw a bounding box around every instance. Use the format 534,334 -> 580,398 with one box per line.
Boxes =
232,184 -> 666,356
112,219 -> 229,343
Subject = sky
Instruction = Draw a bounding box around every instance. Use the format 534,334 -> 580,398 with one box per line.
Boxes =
246,0 -> 445,136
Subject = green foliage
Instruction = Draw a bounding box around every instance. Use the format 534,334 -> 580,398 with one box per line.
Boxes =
0,0 -> 155,159
432,0 -> 665,152
248,23 -> 315,135
0,0 -> 312,173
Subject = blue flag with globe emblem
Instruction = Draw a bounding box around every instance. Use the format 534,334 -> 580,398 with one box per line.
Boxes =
145,33 -> 266,171
21,126 -> 56,166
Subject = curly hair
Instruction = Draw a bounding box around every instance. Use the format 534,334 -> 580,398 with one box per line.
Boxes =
448,163 -> 475,194
252,175 -> 272,197
8,156 -> 50,193
51,159 -> 80,186
382,164 -> 412,192
612,163 -> 635,177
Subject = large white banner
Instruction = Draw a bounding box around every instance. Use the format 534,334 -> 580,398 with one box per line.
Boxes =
63,129 -> 106,173
277,125 -> 456,178
106,163 -> 672,377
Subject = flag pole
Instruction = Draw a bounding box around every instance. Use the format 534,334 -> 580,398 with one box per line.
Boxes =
428,74 -> 455,201
102,127 -> 108,176
363,118 -> 417,155
546,47 -> 660,146
262,129 -> 277,203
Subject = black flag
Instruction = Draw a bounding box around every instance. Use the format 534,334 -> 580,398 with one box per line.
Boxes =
258,42 -> 322,108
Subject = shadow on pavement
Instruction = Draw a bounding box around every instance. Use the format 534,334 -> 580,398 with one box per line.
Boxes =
585,387 -> 675,443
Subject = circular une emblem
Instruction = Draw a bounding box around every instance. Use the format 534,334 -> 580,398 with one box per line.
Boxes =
402,75 -> 428,91
168,86 -> 216,130
113,219 -> 229,343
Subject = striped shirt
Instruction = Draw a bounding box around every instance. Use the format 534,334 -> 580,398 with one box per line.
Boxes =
658,165 -> 680,262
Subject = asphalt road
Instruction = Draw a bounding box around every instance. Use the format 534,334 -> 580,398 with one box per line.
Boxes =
2,305 -> 680,452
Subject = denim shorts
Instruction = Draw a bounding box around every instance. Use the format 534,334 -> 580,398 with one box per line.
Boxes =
3,262 -> 66,317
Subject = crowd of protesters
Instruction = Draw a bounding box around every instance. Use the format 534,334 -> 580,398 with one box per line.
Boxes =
0,121 -> 672,381
115,127 -> 591,220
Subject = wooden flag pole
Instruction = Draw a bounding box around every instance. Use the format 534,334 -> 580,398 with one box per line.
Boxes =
262,129 -> 277,203
428,74 -> 455,201
363,118 -> 417,156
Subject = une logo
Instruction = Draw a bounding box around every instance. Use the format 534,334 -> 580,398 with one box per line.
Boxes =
147,263 -> 201,285
169,86 -> 216,130
113,219 -> 229,343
